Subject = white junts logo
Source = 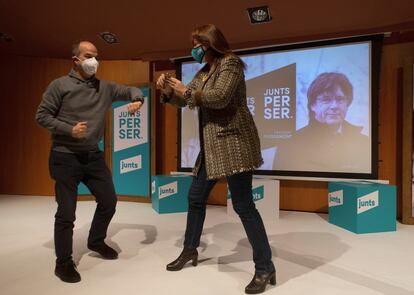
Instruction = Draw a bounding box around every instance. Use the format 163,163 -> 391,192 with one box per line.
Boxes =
252,185 -> 264,202
357,191 -> 379,214
120,155 -> 142,174
328,190 -> 343,207
159,181 -> 178,199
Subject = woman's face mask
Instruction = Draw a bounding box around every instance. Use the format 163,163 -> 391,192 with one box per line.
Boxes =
191,45 -> 205,64
76,56 -> 99,76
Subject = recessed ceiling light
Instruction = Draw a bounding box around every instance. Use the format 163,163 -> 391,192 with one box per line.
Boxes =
0,32 -> 14,42
247,6 -> 272,24
99,32 -> 118,44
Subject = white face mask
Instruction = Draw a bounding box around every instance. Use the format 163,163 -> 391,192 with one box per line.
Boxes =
78,57 -> 99,76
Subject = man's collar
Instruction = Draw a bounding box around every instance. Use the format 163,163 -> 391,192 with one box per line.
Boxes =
68,68 -> 96,82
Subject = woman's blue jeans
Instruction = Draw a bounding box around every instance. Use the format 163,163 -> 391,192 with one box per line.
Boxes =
183,163 -> 275,274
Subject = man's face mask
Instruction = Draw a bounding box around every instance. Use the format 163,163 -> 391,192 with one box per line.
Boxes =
76,57 -> 99,76
191,45 -> 205,64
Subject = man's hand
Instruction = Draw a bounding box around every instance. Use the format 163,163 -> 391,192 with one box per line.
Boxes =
72,121 -> 87,138
127,101 -> 143,114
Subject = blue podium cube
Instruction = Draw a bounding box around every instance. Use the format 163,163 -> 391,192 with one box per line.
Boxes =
151,175 -> 192,214
328,181 -> 396,234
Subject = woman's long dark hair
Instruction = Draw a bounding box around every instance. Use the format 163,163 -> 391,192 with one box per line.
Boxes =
191,24 -> 245,69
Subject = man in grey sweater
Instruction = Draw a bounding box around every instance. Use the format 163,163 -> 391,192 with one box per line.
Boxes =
36,41 -> 144,283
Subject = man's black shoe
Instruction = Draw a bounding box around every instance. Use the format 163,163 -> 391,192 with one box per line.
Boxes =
88,242 -> 118,259
55,261 -> 81,283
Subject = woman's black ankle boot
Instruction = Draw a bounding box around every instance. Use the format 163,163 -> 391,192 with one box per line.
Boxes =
245,271 -> 276,294
166,247 -> 198,271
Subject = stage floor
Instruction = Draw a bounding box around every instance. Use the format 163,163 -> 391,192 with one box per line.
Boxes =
1,195 -> 414,295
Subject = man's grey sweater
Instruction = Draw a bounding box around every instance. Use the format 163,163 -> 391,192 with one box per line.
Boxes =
36,69 -> 144,153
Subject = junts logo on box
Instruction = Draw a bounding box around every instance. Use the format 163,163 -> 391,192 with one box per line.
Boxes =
228,185 -> 264,201
357,191 -> 379,214
329,190 -> 343,207
252,185 -> 265,202
159,181 -> 178,199
120,155 -> 142,174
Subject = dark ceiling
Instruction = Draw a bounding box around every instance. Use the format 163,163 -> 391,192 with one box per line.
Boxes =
1,0 -> 414,61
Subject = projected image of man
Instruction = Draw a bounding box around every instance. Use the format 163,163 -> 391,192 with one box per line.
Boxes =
276,72 -> 370,172
310,72 -> 354,129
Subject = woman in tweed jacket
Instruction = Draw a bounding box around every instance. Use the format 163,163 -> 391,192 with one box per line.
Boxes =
157,24 -> 275,294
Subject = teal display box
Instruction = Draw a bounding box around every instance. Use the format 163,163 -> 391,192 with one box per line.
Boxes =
152,175 -> 192,214
328,181 -> 396,234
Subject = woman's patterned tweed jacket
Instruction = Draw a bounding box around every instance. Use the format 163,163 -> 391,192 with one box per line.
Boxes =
163,54 -> 263,180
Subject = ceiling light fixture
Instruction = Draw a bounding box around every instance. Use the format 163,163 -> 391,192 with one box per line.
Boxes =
99,32 -> 118,44
247,6 -> 272,24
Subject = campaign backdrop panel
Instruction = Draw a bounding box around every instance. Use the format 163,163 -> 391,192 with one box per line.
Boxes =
112,86 -> 151,197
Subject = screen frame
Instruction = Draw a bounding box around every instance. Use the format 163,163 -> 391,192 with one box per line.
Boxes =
402,58 -> 414,224
175,34 -> 383,180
